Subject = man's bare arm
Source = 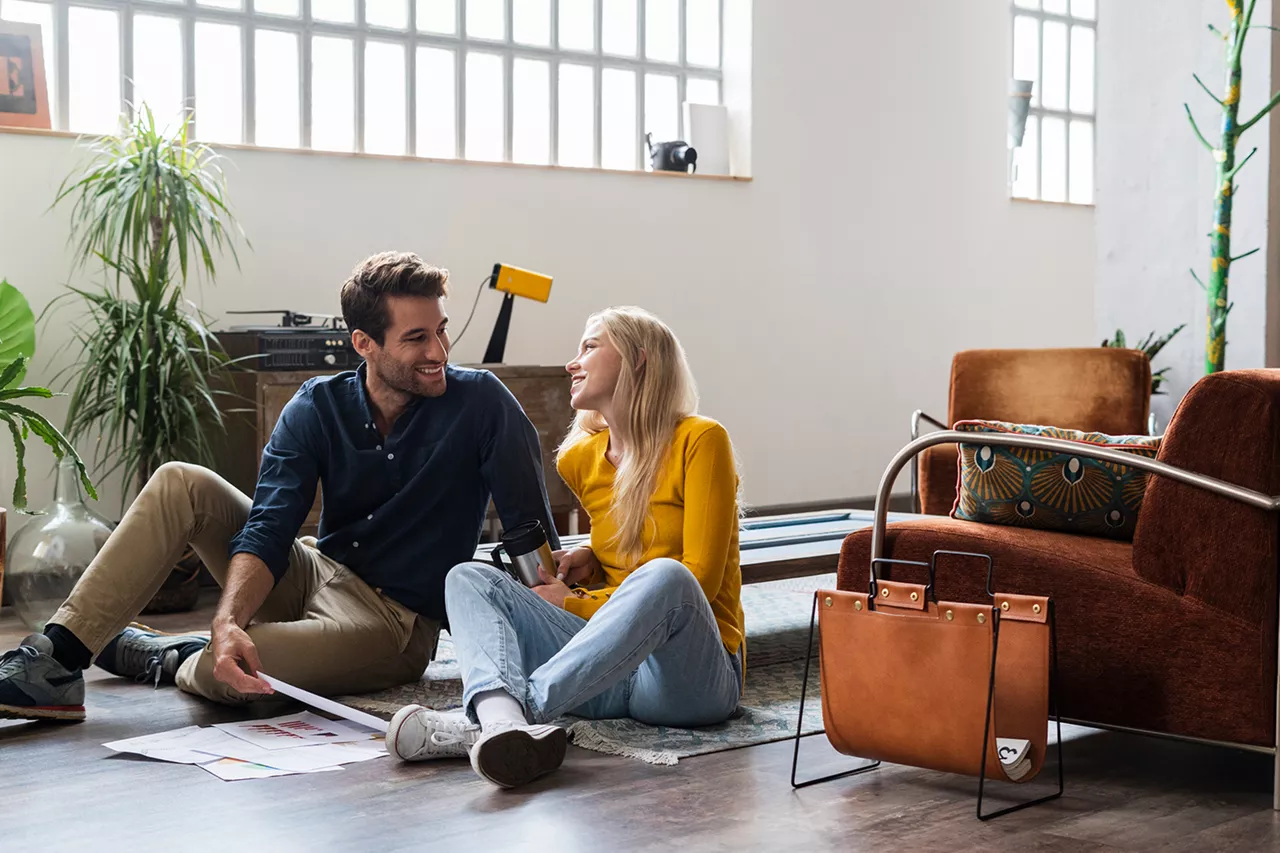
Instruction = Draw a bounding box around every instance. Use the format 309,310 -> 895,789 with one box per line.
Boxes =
210,553 -> 276,695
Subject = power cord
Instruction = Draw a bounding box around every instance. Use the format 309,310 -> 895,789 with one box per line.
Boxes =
450,274 -> 494,348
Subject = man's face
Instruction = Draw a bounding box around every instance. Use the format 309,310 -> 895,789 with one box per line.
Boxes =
360,295 -> 450,398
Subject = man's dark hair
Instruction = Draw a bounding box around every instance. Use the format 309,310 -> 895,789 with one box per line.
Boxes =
340,252 -> 450,345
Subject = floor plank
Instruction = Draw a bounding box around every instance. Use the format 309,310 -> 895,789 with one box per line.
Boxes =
2,598 -> 1277,852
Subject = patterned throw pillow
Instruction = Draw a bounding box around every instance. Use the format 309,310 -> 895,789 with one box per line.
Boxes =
951,420 -> 1161,541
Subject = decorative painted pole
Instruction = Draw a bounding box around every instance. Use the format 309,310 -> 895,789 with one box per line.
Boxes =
1186,0 -> 1277,373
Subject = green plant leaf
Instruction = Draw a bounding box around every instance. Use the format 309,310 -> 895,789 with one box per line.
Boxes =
0,280 -> 37,386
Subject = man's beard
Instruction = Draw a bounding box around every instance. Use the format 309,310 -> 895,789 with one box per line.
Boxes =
369,354 -> 446,398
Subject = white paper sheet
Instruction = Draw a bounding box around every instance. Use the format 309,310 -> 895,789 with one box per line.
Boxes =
258,672 -> 390,734
196,738 -> 385,773
198,758 -> 343,781
103,725 -> 247,764
212,711 -> 372,750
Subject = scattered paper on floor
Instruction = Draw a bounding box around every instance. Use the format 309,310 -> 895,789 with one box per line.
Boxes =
212,711 -> 373,750
103,710 -> 386,780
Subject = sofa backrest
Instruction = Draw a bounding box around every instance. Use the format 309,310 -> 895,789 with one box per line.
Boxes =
1133,369 -> 1280,624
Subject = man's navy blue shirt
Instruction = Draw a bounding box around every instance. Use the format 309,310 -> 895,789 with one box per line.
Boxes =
228,363 -> 559,620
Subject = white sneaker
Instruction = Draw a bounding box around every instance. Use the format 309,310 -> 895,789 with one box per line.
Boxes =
387,704 -> 481,761
469,721 -> 568,789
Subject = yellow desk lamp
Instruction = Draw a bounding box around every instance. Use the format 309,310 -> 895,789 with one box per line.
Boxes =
483,263 -> 553,363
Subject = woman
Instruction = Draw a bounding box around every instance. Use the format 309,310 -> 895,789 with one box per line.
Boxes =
387,306 -> 745,789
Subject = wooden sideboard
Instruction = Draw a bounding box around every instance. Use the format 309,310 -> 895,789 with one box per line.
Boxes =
212,365 -> 578,538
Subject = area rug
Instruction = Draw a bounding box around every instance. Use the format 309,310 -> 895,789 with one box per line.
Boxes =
338,575 -> 833,765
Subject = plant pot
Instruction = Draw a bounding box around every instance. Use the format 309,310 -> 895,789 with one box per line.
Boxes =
6,458 -> 115,631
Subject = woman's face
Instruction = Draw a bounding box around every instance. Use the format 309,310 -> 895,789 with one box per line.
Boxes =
566,318 -> 623,412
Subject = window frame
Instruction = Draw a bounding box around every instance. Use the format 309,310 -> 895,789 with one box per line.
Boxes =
1010,0 -> 1096,204
2,0 -> 724,170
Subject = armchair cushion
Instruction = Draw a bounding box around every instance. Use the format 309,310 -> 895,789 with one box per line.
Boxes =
952,420 -> 1160,541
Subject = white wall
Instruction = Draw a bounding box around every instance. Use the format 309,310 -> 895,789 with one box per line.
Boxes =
1097,0 -> 1279,428
0,0 -> 1096,521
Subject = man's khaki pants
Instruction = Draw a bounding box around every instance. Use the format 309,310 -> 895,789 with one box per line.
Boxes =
50,462 -> 438,704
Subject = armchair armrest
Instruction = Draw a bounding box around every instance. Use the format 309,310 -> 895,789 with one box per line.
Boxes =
870,430 -> 1279,587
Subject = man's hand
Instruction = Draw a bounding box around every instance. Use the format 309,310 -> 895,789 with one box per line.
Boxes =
211,621 -> 274,695
551,547 -> 600,586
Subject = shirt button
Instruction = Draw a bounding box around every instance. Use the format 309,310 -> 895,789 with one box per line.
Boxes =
387,453 -> 395,460
376,444 -> 382,450
367,514 -> 373,520
353,541 -> 360,548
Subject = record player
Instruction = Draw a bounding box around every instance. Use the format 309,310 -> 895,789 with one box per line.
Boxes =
219,310 -> 361,371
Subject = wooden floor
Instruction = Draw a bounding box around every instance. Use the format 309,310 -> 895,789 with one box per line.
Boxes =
3,599 -> 1280,853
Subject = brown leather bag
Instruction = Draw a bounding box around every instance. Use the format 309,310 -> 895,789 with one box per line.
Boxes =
815,577 -> 1053,783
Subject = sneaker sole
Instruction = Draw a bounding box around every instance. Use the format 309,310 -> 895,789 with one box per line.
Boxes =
471,726 -> 567,789
0,702 -> 86,722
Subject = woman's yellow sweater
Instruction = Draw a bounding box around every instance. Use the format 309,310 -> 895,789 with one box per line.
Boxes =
555,415 -> 744,654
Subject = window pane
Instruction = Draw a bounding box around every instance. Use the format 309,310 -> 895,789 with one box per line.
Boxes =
1013,0 -> 1038,7
602,0 -> 636,56
199,0 -> 242,11
465,51 -> 503,161
1042,20 -> 1067,110
68,6 -> 120,133
1043,0 -> 1067,12
467,0 -> 504,40
1,0 -> 57,127
416,46 -> 455,157
255,0 -> 299,17
312,0 -> 355,24
1011,115 -> 1038,199
366,0 -> 408,29
1071,0 -> 1096,19
132,15 -> 184,131
364,40 -> 405,155
644,72 -> 677,152
512,57 -> 549,165
685,76 -> 718,105
194,22 -> 242,143
1070,25 -> 1094,114
1069,119 -> 1093,204
686,0 -> 718,67
255,29 -> 299,147
1041,116 -> 1066,202
558,62 -> 593,167
645,0 -> 677,62
417,0 -> 455,33
311,35 -> 355,151
559,0 -> 594,51
601,67 -> 635,169
514,0 -> 551,46
1013,16 -> 1039,108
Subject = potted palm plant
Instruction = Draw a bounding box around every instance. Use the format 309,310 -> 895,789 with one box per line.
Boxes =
50,105 -> 247,612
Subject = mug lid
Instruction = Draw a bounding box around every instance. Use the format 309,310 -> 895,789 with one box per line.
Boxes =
501,519 -> 547,553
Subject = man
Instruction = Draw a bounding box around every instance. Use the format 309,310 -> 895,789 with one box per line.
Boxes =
0,251 -> 559,719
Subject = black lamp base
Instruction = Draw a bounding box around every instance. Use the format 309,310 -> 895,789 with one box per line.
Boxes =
483,292 -> 515,364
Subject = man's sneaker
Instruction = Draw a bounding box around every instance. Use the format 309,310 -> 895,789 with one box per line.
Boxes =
387,704 -> 481,761
469,722 -> 567,788
0,634 -> 86,722
95,623 -> 209,687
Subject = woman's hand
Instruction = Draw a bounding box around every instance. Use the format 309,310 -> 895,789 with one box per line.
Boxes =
533,565 -> 574,608
550,546 -> 600,586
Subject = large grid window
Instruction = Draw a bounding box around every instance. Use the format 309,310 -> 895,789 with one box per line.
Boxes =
1011,0 -> 1095,204
0,0 -> 724,170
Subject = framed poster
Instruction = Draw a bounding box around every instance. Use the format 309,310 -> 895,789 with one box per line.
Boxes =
0,21 -> 50,130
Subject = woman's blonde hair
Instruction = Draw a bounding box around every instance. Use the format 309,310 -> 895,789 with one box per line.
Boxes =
557,306 -> 699,563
